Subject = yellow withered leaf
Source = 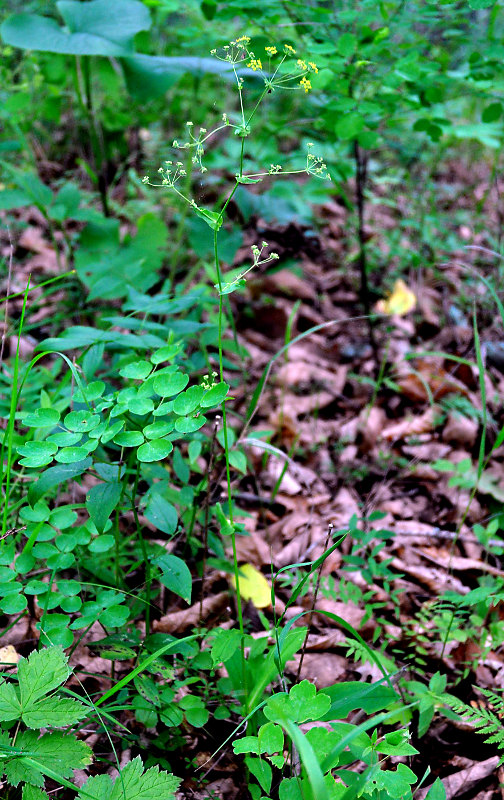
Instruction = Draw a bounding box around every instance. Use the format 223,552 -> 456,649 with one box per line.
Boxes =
230,563 -> 272,609
0,645 -> 20,667
375,279 -> 416,316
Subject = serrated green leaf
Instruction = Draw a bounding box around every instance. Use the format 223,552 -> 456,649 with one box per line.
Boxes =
5,730 -> 91,787
77,756 -> 180,800
0,680 -> 21,721
23,786 -> 50,800
23,697 -> 88,729
18,647 -> 70,708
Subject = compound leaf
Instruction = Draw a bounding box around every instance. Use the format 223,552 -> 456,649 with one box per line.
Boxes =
0,680 -> 21,722
23,697 -> 88,729
19,647 -> 70,708
77,756 -> 180,800
5,730 -> 92,787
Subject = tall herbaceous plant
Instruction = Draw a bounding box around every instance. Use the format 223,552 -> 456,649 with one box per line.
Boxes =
143,35 -> 328,644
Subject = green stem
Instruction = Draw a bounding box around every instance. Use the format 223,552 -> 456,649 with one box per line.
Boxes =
77,55 -> 109,216
132,462 -> 151,635
1,278 -> 30,537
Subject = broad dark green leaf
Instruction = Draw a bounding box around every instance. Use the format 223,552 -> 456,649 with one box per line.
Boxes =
86,482 -> 122,533
28,459 -> 92,506
154,554 -> 192,604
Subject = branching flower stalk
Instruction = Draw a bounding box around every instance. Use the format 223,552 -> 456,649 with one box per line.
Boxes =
143,36 -> 327,713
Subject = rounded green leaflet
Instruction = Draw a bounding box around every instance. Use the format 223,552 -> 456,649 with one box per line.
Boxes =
60,595 -> 82,613
57,579 -> 81,595
153,400 -> 174,416
88,422 -> 107,440
0,566 -> 15,583
32,523 -> 55,542
47,552 -> 75,570
37,614 -> 73,648
0,592 -> 27,614
200,381 -> 229,408
24,579 -> 49,595
17,441 -> 57,457
89,534 -> 115,553
151,344 -> 181,364
113,430 -> 145,447
153,371 -> 189,398
180,695 -> 209,727
173,385 -> 204,415
19,501 -> 50,522
127,397 -> 154,415
175,415 -> 206,433
101,419 -> 124,443
100,604 -> 129,628
14,553 -> 35,575
143,420 -> 174,439
50,507 -> 78,529
55,446 -> 91,464
21,407 -> 60,427
17,441 -> 57,467
119,360 -> 152,380
74,380 -> 106,402
64,410 -> 100,432
47,431 -> 82,446
137,438 -> 173,462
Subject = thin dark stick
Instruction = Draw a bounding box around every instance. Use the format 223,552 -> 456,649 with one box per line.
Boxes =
353,140 -> 378,359
295,523 -> 333,683
0,233 -> 14,369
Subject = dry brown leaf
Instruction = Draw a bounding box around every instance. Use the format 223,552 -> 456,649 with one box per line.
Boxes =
359,406 -> 387,451
385,555 -> 468,594
154,591 -> 229,633
442,413 -> 479,446
277,390 -> 335,418
0,645 -> 19,667
314,598 -> 365,630
380,407 -> 438,441
417,757 -> 499,800
252,269 -> 318,300
292,652 -> 347,687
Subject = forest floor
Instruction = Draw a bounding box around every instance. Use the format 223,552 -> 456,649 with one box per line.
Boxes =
2,155 -> 504,800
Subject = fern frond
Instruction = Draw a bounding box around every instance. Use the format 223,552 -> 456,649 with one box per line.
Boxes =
441,691 -> 504,762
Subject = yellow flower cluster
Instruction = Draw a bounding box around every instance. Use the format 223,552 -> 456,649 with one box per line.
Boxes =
232,35 -> 251,45
247,58 -> 262,71
265,46 -> 277,56
299,76 -> 312,93
284,44 -> 296,54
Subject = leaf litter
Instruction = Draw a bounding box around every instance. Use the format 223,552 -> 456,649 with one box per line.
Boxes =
3,154 -> 504,800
